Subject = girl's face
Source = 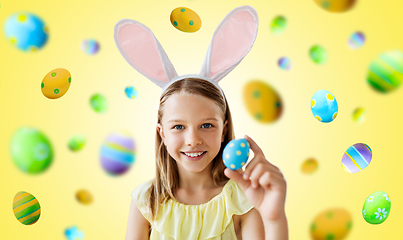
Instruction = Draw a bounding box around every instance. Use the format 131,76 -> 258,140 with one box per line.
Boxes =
157,92 -> 228,174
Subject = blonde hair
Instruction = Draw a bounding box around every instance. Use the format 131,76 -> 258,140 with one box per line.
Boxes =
145,78 -> 235,220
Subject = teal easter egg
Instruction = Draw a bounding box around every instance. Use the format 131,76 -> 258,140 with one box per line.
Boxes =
13,191 -> 41,225
100,131 -> 136,175
311,90 -> 338,123
223,139 -> 250,170
90,93 -> 108,113
125,86 -> 138,99
4,13 -> 49,52
309,45 -> 328,64
367,50 -> 403,93
10,127 -> 53,174
362,191 -> 391,224
68,134 -> 86,152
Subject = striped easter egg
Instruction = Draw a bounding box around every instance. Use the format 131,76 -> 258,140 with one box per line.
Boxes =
341,143 -> 372,173
12,191 -> 41,225
367,50 -> 403,93
100,131 -> 136,175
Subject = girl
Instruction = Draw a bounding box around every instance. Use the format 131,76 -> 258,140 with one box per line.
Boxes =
114,6 -> 288,240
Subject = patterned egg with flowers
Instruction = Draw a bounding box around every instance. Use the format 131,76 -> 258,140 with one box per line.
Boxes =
362,191 -> 391,225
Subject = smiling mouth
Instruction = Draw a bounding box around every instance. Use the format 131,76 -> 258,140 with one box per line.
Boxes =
181,151 -> 207,157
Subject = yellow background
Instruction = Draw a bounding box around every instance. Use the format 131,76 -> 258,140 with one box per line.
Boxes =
0,0 -> 402,239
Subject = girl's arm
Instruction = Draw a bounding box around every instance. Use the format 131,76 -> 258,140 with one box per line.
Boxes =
125,198 -> 150,240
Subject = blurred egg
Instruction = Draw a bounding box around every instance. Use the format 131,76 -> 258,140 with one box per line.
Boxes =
81,39 -> 100,55
76,189 -> 93,205
4,13 -> 49,51
270,16 -> 287,35
309,45 -> 328,64
68,134 -> 86,152
125,86 -> 138,99
352,107 -> 366,123
10,127 -> 53,174
313,0 -> 356,13
367,50 -> 403,93
65,226 -> 84,240
348,31 -> 365,49
301,158 -> 318,174
170,7 -> 201,33
310,208 -> 352,240
362,191 -> 391,224
311,90 -> 338,123
100,130 -> 136,175
90,93 -> 108,113
278,57 -> 292,70
243,80 -> 283,123
223,139 -> 250,170
13,191 -> 41,225
341,143 -> 372,173
41,68 -> 71,99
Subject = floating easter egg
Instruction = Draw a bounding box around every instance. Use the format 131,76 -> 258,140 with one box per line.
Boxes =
125,86 -> 138,99
76,189 -> 93,205
4,13 -> 49,51
13,191 -> 41,225
313,0 -> 356,13
270,16 -> 287,35
68,134 -> 86,152
90,93 -> 108,113
10,127 -> 53,174
367,50 -> 403,93
348,31 -> 365,49
170,7 -> 202,33
301,158 -> 318,174
223,139 -> 250,170
311,90 -> 338,123
309,45 -> 328,64
310,208 -> 352,240
41,68 -> 71,99
278,57 -> 292,70
100,131 -> 136,175
65,226 -> 84,240
352,107 -> 366,123
341,143 -> 372,173
243,80 -> 283,123
81,39 -> 100,55
362,191 -> 391,224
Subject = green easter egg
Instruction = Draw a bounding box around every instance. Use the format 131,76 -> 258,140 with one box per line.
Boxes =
309,45 -> 328,64
362,191 -> 391,224
68,134 -> 86,151
10,127 -> 53,174
90,93 -> 108,113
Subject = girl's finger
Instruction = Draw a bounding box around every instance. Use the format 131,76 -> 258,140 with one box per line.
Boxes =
244,135 -> 265,158
259,172 -> 287,191
248,163 -> 268,188
243,159 -> 281,180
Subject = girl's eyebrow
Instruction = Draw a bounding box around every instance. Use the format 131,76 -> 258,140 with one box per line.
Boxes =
167,118 -> 218,123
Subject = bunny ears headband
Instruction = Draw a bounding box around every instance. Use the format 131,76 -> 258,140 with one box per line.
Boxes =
114,5 -> 259,100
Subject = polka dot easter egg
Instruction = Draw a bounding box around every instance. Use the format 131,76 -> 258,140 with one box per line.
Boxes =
76,189 -> 93,205
341,143 -> 372,173
310,208 -> 352,240
170,7 -> 202,33
362,191 -> 391,225
313,0 -> 356,13
125,86 -> 138,99
223,139 -> 250,170
301,158 -> 319,174
4,13 -> 49,52
41,68 -> 72,99
311,90 -> 338,123
10,127 -> 53,174
13,191 -> 41,225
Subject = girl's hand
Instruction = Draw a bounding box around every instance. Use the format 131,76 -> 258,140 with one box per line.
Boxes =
224,135 -> 287,221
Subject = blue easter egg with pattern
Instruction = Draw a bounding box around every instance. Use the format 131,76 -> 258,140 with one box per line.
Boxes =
223,139 -> 250,170
311,90 -> 338,123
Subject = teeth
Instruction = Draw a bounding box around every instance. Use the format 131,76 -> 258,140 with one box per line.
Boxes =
184,152 -> 204,157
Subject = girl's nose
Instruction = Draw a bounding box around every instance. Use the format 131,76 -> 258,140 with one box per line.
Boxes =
186,129 -> 202,146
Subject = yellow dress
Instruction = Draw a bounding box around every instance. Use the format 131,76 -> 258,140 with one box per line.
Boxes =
132,179 -> 254,240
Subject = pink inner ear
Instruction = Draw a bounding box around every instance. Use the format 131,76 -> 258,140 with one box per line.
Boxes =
210,11 -> 256,78
118,23 -> 168,82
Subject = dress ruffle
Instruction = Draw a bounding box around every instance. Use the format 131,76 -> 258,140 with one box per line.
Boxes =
132,179 -> 254,240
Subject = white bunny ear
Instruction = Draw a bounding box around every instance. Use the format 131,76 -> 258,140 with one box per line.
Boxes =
199,5 -> 259,82
114,19 -> 178,88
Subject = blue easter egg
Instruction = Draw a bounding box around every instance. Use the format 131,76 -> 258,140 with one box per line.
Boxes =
125,86 -> 138,99
311,90 -> 338,123
223,139 -> 250,170
4,13 -> 49,52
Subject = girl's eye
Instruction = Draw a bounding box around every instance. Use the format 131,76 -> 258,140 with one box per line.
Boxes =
202,123 -> 213,128
173,125 -> 184,130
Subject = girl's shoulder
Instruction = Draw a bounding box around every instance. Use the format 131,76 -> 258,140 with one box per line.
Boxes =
131,179 -> 153,204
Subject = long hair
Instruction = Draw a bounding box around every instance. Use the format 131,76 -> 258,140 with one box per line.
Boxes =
145,78 -> 235,221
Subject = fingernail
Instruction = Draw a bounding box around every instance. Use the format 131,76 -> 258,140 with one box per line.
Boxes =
243,174 -> 248,180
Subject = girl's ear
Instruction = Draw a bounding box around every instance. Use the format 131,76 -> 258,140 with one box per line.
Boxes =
156,123 -> 165,140
114,19 -> 178,88
199,5 -> 259,83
